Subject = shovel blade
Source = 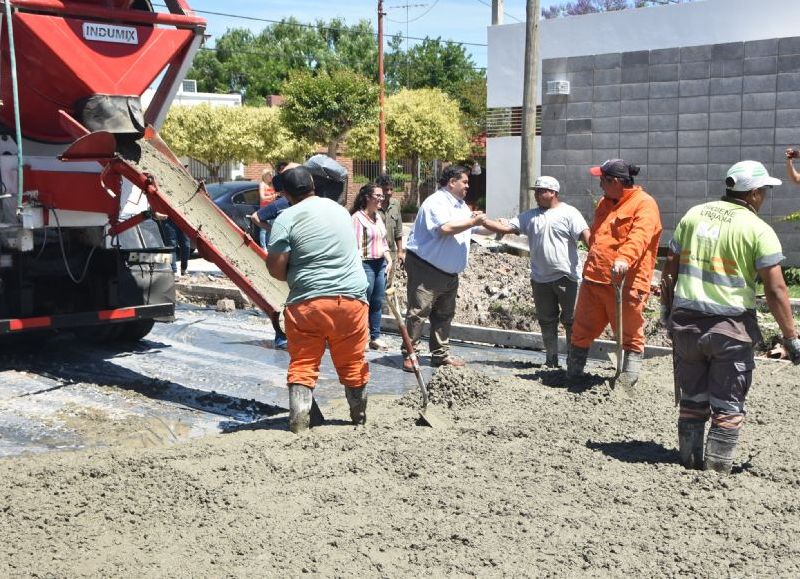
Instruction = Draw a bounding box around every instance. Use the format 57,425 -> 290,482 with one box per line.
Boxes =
417,406 -> 448,428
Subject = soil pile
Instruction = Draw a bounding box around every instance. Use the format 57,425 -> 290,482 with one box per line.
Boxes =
2,357 -> 800,575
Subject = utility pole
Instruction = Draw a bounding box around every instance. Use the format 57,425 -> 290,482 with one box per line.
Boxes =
492,0 -> 504,25
378,0 -> 387,174
390,3 -> 426,87
519,0 -> 540,213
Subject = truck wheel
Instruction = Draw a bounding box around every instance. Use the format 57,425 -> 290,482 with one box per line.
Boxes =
115,319 -> 156,342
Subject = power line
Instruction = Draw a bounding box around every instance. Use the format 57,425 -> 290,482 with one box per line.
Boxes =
154,4 -> 488,48
386,1 -> 439,24
472,0 -> 524,23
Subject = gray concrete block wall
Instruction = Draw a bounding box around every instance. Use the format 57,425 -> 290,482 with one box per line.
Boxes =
541,35 -> 800,265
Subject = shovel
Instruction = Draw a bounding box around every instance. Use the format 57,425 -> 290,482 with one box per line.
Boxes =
609,276 -> 624,385
384,286 -> 445,427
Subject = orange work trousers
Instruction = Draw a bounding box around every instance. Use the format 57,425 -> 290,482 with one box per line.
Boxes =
570,280 -> 649,353
284,296 -> 369,388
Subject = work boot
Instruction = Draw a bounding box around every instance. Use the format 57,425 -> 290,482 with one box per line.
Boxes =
345,385 -> 368,425
542,328 -> 560,368
617,350 -> 643,389
288,384 -> 313,434
704,426 -> 740,474
566,346 -> 589,379
677,419 -> 706,470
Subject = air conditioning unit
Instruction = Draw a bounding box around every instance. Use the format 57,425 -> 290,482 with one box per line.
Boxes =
181,79 -> 198,93
546,80 -> 570,95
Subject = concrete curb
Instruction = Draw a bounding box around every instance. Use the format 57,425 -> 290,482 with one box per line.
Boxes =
175,282 -> 252,309
379,314 -> 673,360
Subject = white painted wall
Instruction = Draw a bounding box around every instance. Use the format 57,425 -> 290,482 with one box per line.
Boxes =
488,0 -> 800,108
486,136 -> 522,218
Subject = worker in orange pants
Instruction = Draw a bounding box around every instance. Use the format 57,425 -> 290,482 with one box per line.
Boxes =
567,159 -> 662,387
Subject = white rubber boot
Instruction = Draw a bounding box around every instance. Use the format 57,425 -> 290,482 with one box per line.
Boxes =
345,385 -> 368,425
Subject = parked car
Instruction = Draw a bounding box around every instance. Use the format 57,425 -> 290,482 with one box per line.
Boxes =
207,181 -> 260,238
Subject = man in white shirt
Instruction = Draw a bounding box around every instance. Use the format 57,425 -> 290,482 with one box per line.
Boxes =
402,165 -> 506,370
490,176 -> 590,367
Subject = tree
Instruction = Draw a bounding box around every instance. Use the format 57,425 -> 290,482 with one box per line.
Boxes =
346,88 -> 470,205
279,69 -> 378,158
186,18 -> 379,105
385,36 -> 486,137
161,104 -> 312,180
542,0 -> 690,18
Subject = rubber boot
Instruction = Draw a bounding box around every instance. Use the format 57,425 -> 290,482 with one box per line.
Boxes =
344,385 -> 368,425
677,419 -> 706,470
617,350 -> 643,389
288,384 -> 313,434
704,426 -> 740,474
542,326 -> 560,368
566,345 -> 589,379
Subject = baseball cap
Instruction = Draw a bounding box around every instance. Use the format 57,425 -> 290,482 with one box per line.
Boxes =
531,176 -> 560,193
589,159 -> 640,179
282,166 -> 315,196
725,160 -> 782,192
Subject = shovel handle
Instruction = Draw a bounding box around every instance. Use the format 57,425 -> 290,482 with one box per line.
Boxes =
385,287 -> 430,409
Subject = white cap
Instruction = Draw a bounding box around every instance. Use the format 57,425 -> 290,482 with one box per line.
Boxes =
531,176 -> 560,193
725,160 -> 782,192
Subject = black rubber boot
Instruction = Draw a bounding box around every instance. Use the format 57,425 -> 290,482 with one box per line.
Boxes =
288,384 -> 313,434
704,426 -> 740,474
678,419 -> 706,470
566,346 -> 589,378
617,350 -> 643,389
542,326 -> 560,368
344,385 -> 368,425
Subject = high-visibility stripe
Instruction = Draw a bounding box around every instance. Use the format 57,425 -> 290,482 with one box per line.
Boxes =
9,316 -> 52,331
98,308 -> 136,321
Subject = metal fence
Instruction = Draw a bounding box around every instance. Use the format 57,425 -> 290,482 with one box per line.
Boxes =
350,158 -> 441,208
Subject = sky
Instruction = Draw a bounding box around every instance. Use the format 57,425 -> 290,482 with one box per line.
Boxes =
183,0 -> 548,69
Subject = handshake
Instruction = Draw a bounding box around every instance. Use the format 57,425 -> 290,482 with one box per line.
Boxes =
470,211 -> 487,226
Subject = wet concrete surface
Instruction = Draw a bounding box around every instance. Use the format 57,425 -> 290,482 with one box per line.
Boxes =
0,303 -> 590,457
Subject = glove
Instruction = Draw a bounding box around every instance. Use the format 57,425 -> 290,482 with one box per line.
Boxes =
784,337 -> 800,365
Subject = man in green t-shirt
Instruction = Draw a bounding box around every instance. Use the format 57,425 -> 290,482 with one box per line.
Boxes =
266,166 -> 370,433
662,160 -> 800,474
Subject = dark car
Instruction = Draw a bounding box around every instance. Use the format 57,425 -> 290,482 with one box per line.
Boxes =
207,180 -> 261,238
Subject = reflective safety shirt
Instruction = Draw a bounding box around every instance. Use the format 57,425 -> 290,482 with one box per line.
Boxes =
669,198 -> 784,316
583,186 -> 662,292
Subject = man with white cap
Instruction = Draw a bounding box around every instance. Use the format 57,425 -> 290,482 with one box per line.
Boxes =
489,176 -> 590,367
661,160 -> 800,474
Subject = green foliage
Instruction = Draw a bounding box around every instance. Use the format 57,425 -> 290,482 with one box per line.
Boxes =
784,267 -> 800,286
346,88 -> 470,163
161,104 -> 312,178
280,69 -> 378,157
186,19 -> 378,105
385,36 -> 486,137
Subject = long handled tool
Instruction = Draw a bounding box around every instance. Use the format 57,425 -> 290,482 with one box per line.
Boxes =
384,286 -> 444,427
611,277 -> 624,384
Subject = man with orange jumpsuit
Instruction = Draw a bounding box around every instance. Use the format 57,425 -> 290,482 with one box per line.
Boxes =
266,166 -> 369,433
567,159 -> 662,388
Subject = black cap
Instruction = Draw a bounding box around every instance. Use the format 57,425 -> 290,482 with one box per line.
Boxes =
589,158 -> 640,180
282,166 -> 315,196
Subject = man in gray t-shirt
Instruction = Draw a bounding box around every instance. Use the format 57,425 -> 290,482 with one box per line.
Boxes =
488,176 -> 590,367
267,166 -> 370,433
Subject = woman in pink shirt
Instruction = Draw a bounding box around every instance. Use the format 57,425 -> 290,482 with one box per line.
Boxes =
351,183 -> 393,351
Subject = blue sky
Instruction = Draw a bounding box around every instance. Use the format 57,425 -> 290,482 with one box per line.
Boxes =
186,0 -> 547,69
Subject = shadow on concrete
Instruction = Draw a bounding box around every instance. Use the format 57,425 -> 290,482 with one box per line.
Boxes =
586,439 -> 676,465
0,334 -> 283,423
